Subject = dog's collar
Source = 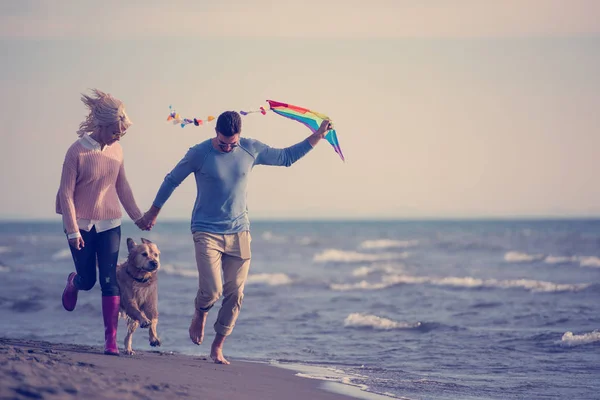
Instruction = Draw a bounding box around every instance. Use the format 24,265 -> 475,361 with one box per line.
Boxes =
126,268 -> 151,283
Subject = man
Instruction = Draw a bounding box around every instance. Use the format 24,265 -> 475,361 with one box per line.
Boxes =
141,111 -> 330,364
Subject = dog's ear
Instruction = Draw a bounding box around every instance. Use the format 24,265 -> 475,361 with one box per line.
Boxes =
127,238 -> 137,252
141,238 -> 153,245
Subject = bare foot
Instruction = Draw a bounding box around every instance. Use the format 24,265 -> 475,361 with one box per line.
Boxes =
210,334 -> 230,364
210,345 -> 230,365
189,310 -> 207,345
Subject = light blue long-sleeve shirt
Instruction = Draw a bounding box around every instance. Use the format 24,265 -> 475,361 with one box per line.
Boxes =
153,137 -> 314,233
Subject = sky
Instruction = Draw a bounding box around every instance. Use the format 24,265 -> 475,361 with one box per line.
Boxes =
1,0 -> 599,221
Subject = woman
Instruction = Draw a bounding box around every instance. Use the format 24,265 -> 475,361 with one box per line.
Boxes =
56,89 -> 147,356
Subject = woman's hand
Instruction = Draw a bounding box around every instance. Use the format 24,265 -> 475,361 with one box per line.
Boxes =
68,237 -> 85,250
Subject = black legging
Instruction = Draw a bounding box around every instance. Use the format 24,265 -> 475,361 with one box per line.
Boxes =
68,226 -> 121,296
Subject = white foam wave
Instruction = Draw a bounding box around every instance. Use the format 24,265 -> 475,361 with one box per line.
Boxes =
543,255 -> 600,268
51,249 -> 72,261
344,313 -> 421,330
504,251 -> 544,263
331,280 -> 393,291
505,252 -> 600,269
578,256 -> 600,268
0,246 -> 10,254
158,266 -> 293,286
160,264 -> 197,278
270,363 -> 392,399
296,236 -> 317,246
352,265 -> 399,277
561,330 -> 600,346
314,249 -> 408,263
247,273 -> 292,286
544,256 -> 578,265
261,231 -> 288,243
491,278 -> 589,292
359,239 -> 419,250
331,274 -> 590,293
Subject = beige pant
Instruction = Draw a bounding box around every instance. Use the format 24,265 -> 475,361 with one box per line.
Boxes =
192,231 -> 251,336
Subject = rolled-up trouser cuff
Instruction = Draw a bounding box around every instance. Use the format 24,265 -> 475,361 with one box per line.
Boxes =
196,303 -> 214,312
214,320 -> 235,336
195,295 -> 217,312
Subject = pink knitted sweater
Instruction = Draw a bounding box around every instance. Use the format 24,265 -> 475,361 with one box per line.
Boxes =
56,139 -> 143,234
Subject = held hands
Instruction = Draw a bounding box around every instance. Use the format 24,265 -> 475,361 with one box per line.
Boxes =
68,237 -> 85,250
135,206 -> 160,231
135,214 -> 154,231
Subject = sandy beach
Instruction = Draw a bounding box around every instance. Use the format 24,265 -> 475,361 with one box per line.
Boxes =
0,337 -> 358,400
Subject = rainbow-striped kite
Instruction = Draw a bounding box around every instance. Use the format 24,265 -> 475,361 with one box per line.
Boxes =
262,100 -> 345,162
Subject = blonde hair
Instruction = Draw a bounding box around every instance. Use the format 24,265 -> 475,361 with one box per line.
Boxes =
76,89 -> 132,137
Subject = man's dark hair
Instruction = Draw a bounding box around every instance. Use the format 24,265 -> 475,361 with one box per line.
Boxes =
216,111 -> 242,137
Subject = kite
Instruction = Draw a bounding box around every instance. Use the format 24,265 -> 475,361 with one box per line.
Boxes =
260,100 -> 344,162
167,100 -> 345,162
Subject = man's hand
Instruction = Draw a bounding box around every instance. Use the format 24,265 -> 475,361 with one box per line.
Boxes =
315,120 -> 332,138
68,237 -> 85,250
135,216 -> 151,231
135,213 -> 155,231
308,120 -> 332,147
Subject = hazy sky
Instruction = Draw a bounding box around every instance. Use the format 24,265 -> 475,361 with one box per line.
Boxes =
1,1 -> 599,220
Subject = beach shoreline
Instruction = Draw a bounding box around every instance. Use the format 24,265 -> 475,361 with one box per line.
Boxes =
0,337 -> 363,400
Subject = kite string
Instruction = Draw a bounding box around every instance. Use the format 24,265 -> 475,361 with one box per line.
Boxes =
168,105 -> 268,128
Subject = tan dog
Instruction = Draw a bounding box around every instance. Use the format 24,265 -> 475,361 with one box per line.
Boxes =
116,238 -> 161,355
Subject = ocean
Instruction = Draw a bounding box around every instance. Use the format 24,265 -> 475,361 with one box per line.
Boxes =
0,219 -> 599,399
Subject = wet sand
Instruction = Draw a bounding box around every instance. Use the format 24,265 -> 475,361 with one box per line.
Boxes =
0,337 -> 355,400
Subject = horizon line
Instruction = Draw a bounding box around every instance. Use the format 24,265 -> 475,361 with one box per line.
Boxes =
2,215 -> 600,223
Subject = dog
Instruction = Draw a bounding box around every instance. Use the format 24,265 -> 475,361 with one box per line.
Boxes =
116,238 -> 161,355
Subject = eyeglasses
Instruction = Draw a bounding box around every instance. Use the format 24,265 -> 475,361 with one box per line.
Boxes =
112,130 -> 127,138
218,140 -> 238,150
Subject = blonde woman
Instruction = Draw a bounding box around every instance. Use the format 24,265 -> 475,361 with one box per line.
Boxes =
56,89 -> 147,356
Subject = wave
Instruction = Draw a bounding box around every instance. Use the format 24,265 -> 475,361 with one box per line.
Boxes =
260,231 -> 288,243
504,252 -> 600,268
560,330 -> 600,346
435,237 -> 507,252
352,265 -> 400,277
270,363 -> 397,399
578,256 -> 600,268
160,264 -> 197,278
314,249 -> 408,263
344,313 -> 421,330
161,265 -> 293,286
0,264 -> 9,273
504,252 -> 544,263
51,249 -> 72,261
0,246 -> 10,254
543,255 -> 578,265
359,239 -> 419,250
296,236 -> 317,246
247,273 -> 293,286
259,232 -> 317,246
330,274 -> 590,293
